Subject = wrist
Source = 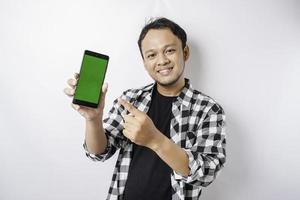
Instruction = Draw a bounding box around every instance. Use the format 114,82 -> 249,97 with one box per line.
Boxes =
148,130 -> 167,152
86,117 -> 102,125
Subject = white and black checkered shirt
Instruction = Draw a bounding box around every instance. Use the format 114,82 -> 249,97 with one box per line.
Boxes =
83,79 -> 226,200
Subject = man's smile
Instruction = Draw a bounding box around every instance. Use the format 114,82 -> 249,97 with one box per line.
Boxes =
157,67 -> 174,76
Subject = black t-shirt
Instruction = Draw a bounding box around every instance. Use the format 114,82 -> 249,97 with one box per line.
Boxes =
124,86 -> 177,200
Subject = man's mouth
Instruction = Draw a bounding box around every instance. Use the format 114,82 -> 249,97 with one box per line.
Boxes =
157,67 -> 173,76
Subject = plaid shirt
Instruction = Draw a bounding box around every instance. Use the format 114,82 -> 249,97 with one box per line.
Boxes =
83,79 -> 226,200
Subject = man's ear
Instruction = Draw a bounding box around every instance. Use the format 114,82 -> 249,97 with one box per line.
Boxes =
183,45 -> 190,61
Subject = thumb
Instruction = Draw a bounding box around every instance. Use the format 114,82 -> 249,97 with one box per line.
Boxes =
101,82 -> 108,99
98,82 -> 108,110
102,82 -> 108,93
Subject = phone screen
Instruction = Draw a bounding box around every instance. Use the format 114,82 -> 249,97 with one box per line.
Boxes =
73,50 -> 109,108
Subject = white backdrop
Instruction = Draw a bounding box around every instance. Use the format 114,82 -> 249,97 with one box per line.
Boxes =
0,0 -> 299,199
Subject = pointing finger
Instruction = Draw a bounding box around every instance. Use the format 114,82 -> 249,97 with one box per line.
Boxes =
118,98 -> 141,116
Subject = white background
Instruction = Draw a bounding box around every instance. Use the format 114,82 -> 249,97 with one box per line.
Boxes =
0,0 -> 299,199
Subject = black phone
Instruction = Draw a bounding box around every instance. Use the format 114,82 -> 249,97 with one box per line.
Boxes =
73,50 -> 109,108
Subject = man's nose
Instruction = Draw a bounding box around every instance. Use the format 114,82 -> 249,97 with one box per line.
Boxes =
157,54 -> 170,66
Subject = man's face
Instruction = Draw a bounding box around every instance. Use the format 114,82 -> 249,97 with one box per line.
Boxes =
141,29 -> 189,87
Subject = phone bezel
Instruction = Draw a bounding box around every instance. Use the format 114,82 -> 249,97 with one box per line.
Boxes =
72,50 -> 109,108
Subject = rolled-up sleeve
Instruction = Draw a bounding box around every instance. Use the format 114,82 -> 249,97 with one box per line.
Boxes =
174,104 -> 226,187
83,134 -> 116,162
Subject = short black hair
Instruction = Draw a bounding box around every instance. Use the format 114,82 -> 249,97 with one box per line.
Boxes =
138,17 -> 187,59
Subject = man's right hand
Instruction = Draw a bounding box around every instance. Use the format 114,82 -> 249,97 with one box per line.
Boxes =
63,73 -> 108,122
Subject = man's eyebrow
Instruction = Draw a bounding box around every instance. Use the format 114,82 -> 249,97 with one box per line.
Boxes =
144,44 -> 177,54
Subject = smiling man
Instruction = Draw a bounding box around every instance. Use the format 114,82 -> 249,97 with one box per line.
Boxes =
64,17 -> 226,200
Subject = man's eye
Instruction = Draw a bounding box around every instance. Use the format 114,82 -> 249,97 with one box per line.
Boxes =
166,49 -> 175,54
147,54 -> 155,59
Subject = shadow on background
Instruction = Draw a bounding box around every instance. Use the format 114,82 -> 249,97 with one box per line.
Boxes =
185,41 -> 251,199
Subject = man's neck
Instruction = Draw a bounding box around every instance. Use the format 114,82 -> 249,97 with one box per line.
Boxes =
156,78 -> 185,97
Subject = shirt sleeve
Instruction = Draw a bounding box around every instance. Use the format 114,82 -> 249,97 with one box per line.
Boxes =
173,104 -> 226,187
83,96 -> 129,162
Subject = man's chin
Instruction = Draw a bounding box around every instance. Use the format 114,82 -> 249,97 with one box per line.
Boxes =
156,77 -> 180,87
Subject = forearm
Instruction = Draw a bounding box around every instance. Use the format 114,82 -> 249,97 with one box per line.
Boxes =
151,132 -> 190,177
85,118 -> 108,155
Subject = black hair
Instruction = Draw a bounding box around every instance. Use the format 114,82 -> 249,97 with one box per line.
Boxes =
138,17 -> 187,59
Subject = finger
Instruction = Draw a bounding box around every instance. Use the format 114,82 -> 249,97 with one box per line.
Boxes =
123,122 -> 135,132
123,115 -> 138,124
74,72 -> 79,80
71,103 -> 80,111
64,88 -> 75,96
123,129 -> 133,141
123,121 -> 138,133
67,78 -> 77,88
71,103 -> 87,117
118,98 -> 141,116
123,129 -> 129,138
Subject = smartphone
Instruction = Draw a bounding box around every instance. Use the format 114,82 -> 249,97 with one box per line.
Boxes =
73,50 -> 109,108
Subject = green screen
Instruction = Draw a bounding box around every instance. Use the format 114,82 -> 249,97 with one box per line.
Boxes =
74,54 -> 108,104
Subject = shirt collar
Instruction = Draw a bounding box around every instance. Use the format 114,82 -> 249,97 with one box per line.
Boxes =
141,78 -> 193,108
177,78 -> 193,108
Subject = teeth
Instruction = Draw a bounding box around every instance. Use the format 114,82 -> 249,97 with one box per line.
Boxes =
160,69 -> 170,73
158,68 -> 172,75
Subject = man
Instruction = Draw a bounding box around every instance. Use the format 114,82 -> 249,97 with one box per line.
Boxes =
64,17 -> 226,200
